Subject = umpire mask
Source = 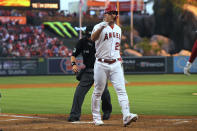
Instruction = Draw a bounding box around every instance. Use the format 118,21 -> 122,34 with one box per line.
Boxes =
85,26 -> 93,38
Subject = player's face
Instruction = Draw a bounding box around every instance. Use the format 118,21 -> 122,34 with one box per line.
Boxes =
104,11 -> 117,23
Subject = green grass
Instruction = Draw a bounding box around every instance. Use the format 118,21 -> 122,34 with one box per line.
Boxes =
0,74 -> 197,115
0,75 -> 77,84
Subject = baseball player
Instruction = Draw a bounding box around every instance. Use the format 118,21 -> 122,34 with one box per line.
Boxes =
91,5 -> 138,126
184,39 -> 197,75
67,26 -> 112,122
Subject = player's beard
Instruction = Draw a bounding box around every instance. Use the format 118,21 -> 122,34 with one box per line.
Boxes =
112,16 -> 117,23
109,16 -> 116,23
113,17 -> 117,21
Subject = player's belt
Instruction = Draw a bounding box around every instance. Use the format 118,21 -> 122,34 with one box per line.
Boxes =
98,58 -> 121,64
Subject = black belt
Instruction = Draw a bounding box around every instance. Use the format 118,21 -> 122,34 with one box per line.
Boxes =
98,58 -> 121,64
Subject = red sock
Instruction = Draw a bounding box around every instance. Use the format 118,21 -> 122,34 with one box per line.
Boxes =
189,40 -> 197,63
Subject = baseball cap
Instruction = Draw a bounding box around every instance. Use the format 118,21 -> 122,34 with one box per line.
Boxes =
104,5 -> 118,15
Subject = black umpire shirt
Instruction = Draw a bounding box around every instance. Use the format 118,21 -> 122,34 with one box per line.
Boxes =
72,37 -> 95,69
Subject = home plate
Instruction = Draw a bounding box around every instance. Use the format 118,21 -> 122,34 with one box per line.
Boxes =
71,121 -> 94,124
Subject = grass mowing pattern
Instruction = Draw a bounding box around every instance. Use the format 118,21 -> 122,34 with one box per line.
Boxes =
0,74 -> 197,115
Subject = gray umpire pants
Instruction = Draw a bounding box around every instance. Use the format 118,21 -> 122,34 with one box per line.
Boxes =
69,69 -> 112,119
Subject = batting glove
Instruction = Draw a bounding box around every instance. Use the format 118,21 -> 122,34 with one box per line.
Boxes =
184,61 -> 192,76
100,21 -> 108,27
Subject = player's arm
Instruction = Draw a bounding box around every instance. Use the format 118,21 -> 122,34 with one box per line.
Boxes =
71,40 -> 83,73
91,26 -> 105,42
91,22 -> 108,42
71,56 -> 78,73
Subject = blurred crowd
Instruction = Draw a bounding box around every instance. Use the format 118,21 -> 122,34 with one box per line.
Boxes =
0,9 -> 77,18
0,9 -> 73,58
0,9 -> 192,58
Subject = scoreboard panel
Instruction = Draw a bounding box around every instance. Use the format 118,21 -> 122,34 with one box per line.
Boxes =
31,0 -> 59,10
0,0 -> 30,7
0,0 -> 59,10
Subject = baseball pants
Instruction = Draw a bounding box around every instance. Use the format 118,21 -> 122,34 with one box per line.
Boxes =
69,70 -> 112,119
92,60 -> 131,121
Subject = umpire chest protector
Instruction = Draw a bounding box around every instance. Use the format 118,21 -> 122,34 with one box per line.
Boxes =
72,37 -> 95,69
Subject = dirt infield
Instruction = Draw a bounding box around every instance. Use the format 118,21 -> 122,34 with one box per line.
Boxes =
1,82 -> 197,130
0,113 -> 197,131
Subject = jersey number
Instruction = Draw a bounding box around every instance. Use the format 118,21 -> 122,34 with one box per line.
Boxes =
115,42 -> 120,50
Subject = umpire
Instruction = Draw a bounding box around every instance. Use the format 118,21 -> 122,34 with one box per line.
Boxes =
67,26 -> 112,122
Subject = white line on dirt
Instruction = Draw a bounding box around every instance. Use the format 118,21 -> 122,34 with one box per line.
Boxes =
0,119 -> 19,121
0,114 -> 47,119
70,121 -> 94,124
174,120 -> 189,125
158,118 -> 194,125
158,118 -> 192,121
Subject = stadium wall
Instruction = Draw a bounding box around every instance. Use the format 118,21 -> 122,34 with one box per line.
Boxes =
0,56 -> 196,76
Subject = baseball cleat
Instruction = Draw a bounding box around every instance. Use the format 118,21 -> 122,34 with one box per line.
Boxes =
125,79 -> 128,84
67,116 -> 80,122
184,61 -> 192,76
184,67 -> 191,76
93,119 -> 104,126
103,113 -> 111,120
123,113 -> 138,127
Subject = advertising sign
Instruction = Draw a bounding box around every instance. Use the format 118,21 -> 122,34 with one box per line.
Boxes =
0,16 -> 26,24
0,0 -> 30,7
31,0 -> 59,10
0,58 -> 38,75
123,57 -> 167,74
0,0 -> 59,10
48,57 -> 84,74
173,56 -> 197,73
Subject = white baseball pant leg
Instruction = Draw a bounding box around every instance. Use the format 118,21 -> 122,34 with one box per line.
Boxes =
92,60 -> 108,121
109,61 -> 131,119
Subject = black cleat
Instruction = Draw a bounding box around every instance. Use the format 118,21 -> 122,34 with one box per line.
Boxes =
67,116 -> 80,122
102,113 -> 110,120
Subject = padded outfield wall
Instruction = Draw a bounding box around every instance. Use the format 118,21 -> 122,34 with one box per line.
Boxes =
0,56 -> 196,76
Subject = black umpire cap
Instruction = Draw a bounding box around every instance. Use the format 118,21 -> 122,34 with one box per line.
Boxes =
85,26 -> 93,37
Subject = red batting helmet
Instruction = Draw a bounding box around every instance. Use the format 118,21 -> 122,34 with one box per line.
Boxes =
104,5 -> 118,15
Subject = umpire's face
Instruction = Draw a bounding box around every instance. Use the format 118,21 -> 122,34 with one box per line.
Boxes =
104,11 -> 118,23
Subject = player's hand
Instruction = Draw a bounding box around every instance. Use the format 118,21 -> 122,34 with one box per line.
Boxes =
100,21 -> 108,27
72,65 -> 79,73
184,61 -> 192,76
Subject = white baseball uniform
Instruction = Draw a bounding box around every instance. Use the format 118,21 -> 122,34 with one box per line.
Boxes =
91,22 -> 132,122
